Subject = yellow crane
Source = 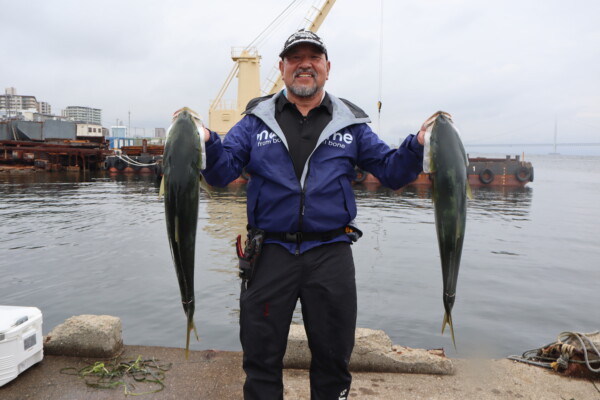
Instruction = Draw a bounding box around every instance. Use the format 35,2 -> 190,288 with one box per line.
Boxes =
208,0 -> 336,136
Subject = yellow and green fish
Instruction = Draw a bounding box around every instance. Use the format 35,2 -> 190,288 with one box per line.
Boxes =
423,111 -> 471,348
160,107 -> 206,358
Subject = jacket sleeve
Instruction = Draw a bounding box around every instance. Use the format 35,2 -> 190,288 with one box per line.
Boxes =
355,124 -> 424,190
201,117 -> 253,187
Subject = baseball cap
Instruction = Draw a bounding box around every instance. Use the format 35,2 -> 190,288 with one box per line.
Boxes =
279,29 -> 327,59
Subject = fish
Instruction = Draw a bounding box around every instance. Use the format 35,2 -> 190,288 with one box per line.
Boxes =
423,111 -> 471,349
160,107 -> 207,358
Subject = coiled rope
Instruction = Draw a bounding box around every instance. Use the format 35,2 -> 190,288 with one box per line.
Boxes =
508,331 -> 600,374
556,331 -> 600,373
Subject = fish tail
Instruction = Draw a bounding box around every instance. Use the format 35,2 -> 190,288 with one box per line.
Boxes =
192,320 -> 200,341
442,312 -> 457,350
184,312 -> 199,360
185,316 -> 193,360
185,322 -> 191,360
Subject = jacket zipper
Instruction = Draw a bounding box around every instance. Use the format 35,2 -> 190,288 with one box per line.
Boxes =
296,165 -> 309,256
296,189 -> 306,256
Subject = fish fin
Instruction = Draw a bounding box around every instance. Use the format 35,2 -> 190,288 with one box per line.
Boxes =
199,174 -> 212,198
466,181 -> 473,200
159,176 -> 165,197
175,217 -> 179,243
442,312 -> 457,350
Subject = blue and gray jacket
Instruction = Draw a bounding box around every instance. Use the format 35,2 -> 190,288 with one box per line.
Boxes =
202,91 -> 424,254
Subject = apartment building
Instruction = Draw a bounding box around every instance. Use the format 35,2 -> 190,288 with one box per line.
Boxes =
0,87 -> 39,118
62,106 -> 102,125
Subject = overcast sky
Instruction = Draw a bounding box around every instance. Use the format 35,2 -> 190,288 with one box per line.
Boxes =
2,0 -> 599,147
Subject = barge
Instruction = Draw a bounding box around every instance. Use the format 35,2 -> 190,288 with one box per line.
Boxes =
205,155 -> 534,187
0,140 -> 108,171
1,119 -> 109,171
356,155 -> 534,187
2,125 -> 534,189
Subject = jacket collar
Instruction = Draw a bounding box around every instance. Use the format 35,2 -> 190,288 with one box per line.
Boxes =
250,90 -> 371,146
248,90 -> 371,188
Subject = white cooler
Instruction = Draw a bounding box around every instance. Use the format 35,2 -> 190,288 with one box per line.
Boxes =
0,305 -> 43,387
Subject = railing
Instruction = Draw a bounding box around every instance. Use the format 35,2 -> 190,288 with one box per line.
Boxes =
231,46 -> 259,59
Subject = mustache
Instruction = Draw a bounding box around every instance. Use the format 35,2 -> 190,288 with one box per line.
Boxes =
293,68 -> 317,78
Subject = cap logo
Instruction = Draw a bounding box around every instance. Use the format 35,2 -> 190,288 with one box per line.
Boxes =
288,30 -> 317,42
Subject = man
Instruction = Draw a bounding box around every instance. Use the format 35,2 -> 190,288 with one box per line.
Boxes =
202,29 -> 426,400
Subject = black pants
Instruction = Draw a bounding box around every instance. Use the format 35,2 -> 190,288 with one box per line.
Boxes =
240,242 -> 357,400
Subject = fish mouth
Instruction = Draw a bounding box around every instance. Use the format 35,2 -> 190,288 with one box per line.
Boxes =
424,111 -> 453,128
172,107 -> 203,124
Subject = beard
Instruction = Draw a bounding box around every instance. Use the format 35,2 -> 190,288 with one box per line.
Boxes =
288,69 -> 322,98
289,84 -> 318,98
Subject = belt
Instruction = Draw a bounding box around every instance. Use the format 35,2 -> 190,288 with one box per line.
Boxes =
264,227 -> 348,243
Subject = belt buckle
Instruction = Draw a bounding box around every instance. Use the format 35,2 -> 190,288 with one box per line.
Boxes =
284,232 -> 297,242
284,232 -> 303,243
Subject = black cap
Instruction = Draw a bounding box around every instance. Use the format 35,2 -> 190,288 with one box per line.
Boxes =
279,29 -> 327,59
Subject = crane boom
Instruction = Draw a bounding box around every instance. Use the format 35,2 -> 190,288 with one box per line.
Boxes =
305,0 -> 336,32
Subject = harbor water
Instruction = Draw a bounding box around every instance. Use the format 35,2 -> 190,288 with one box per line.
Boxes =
1,154 -> 599,358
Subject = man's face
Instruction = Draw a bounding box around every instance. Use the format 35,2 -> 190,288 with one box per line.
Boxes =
279,43 -> 330,99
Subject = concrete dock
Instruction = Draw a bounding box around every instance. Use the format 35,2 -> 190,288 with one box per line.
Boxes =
1,345 -> 598,399
1,316 -> 597,399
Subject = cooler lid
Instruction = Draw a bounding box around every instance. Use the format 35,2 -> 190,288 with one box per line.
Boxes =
0,305 -> 41,334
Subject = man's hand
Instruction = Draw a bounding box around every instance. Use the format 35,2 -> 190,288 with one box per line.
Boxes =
203,127 -> 210,142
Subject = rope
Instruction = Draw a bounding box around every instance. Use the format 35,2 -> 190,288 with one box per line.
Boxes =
508,331 -> 600,375
376,0 -> 384,134
557,331 -> 600,373
246,0 -> 303,50
116,153 -> 158,167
